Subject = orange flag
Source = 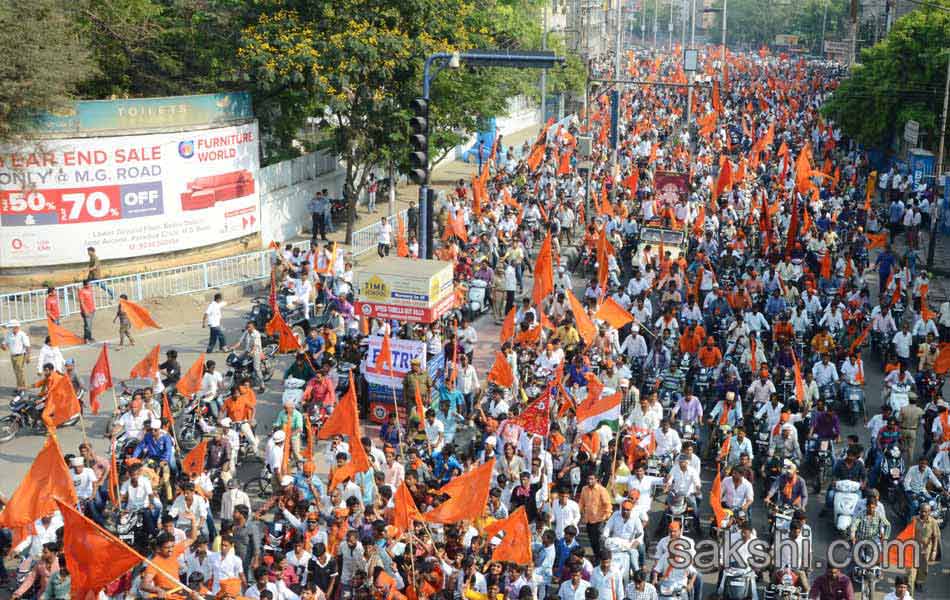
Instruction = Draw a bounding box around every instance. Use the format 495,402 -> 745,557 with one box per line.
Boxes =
42,375 -> 80,430
119,298 -> 160,329
161,391 -> 174,432
393,482 -> 424,532
532,233 -> 554,305
0,435 -> 77,530
88,344 -> 113,415
792,352 -> 805,404
414,385 -> 427,426
484,506 -> 533,565
934,343 -> 950,375
557,148 -> 573,175
175,353 -> 206,398
867,232 -> 888,249
714,158 -> 733,199
887,519 -> 917,566
820,252 -> 831,279
487,351 -> 515,388
593,297 -> 634,329
710,468 -> 728,526
55,499 -> 143,599
375,335 -> 394,372
129,344 -> 160,379
47,318 -> 83,347
304,414 -> 315,460
319,372 -> 360,439
181,440 -> 208,476
849,326 -> 871,356
566,289 -> 596,344
396,215 -> 409,257
500,307 -> 516,342
424,459 -> 495,524
265,308 -> 303,353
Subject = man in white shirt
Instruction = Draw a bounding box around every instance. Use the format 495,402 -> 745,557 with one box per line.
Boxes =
904,456 -> 943,516
211,536 -> 246,593
653,420 -> 682,458
202,293 -> 227,353
2,320 -> 31,392
812,354 -> 839,388
424,409 -> 445,453
115,393 -> 156,441
893,323 -> 914,365
720,469 -> 754,513
664,454 -> 702,532
168,481 -> 210,536
550,487 -> 581,539
558,568 -> 591,600
603,500 -> 645,575
590,553 -> 624,600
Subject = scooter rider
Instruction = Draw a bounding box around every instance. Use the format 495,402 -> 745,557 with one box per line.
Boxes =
903,455 -> 944,518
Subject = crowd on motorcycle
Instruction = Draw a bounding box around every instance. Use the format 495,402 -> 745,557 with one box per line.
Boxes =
3,46 -> 950,600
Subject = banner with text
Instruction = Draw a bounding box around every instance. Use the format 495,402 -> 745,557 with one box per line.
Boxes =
0,121 -> 260,267
361,336 -> 428,388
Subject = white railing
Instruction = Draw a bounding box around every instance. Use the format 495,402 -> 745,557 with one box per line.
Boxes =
0,208 -> 407,324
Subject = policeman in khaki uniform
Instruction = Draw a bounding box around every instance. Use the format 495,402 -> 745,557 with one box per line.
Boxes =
402,358 -> 432,418
907,503 -> 941,593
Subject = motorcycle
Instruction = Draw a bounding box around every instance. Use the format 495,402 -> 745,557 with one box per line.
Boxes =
806,436 -> 835,493
841,382 -> 866,426
224,345 -> 277,387
177,393 -> 221,452
887,381 -> 911,413
658,579 -> 688,600
107,508 -> 149,555
851,540 -> 882,600
767,502 -> 795,541
0,390 -> 81,443
721,562 -> 757,600
832,479 -> 862,535
877,443 -> 905,504
466,279 -> 491,321
765,567 -> 806,600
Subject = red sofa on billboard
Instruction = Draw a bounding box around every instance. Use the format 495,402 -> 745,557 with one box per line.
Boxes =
180,170 -> 256,211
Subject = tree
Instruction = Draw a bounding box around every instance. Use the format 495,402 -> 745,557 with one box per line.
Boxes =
74,0 -> 247,99
0,0 -> 95,144
238,0 -> 584,243
822,6 -> 950,152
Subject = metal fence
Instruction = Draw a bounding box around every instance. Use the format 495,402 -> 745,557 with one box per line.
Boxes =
0,208 -> 407,325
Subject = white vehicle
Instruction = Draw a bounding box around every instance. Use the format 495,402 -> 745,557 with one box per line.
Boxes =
282,376 -> 307,408
887,382 -> 911,412
833,479 -> 862,534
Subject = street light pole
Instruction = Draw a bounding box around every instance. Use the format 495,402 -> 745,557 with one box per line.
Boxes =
721,0 -> 727,66
542,1 -> 548,121
820,0 -> 828,56
690,0 -> 696,47
669,0 -> 674,50
926,51 -> 950,268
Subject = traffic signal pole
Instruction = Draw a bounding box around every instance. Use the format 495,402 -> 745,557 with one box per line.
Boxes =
416,51 -> 565,259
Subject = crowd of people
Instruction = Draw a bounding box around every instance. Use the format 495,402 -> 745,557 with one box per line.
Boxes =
2,46 -> 949,600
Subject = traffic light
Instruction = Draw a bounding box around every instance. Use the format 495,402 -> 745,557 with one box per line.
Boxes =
408,97 -> 428,185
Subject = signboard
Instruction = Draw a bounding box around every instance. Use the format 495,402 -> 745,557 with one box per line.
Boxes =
774,34 -> 800,46
355,292 -> 456,324
354,257 -> 454,307
683,49 -> 699,72
366,351 -> 445,424
362,336 -> 427,386
823,40 -> 850,55
0,123 -> 260,267
37,93 -> 254,135
904,120 -> 920,146
0,122 -> 261,267
654,171 -> 689,205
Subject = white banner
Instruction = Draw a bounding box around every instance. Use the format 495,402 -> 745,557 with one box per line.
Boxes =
0,122 -> 260,267
360,336 -> 427,388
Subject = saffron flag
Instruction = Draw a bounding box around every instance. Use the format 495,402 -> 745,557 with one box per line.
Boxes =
792,352 -> 805,404
55,499 -> 143,600
484,506 -> 533,565
714,159 -> 733,199
593,297 -> 634,329
319,372 -> 359,439
175,353 -> 206,398
88,344 -> 113,414
867,232 -> 888,249
887,519 -> 917,566
393,482 -> 424,532
130,344 -> 161,380
375,335 -> 394,372
47,318 -> 83,347
576,391 -> 622,434
566,289 -> 596,344
532,233 -> 554,305
0,435 -> 78,530
424,459 -> 495,524
487,351 -> 515,388
414,385 -> 427,427
849,326 -> 871,356
119,299 -> 160,330
161,391 -> 173,432
396,216 -> 409,257
181,440 -> 208,476
265,308 -> 302,353
500,308 -> 516,343
710,468 -> 729,527
933,343 -> 950,375
42,375 -> 80,430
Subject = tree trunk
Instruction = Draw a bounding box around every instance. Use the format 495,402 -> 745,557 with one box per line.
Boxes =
345,157 -> 356,245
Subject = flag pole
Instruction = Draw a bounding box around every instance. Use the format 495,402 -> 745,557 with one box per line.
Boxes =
77,411 -> 88,445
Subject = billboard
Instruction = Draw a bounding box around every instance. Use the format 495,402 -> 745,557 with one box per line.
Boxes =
654,171 -> 689,205
0,122 -> 260,267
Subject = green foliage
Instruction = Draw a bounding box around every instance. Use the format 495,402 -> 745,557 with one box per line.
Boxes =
0,0 -> 96,143
74,0 -> 247,98
822,6 -> 950,150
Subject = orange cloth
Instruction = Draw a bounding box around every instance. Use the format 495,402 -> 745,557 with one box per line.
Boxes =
224,395 -> 255,422
697,346 -> 722,368
46,318 -> 83,347
145,541 -> 189,590
175,353 -> 206,397
0,436 -> 77,530
129,344 -> 161,379
532,233 -> 554,304
483,506 -> 533,565
424,460 -> 495,524
119,299 -> 160,329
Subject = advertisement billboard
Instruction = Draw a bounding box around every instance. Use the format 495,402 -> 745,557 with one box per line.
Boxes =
0,122 -> 260,267
354,257 -> 454,308
654,171 -> 689,206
